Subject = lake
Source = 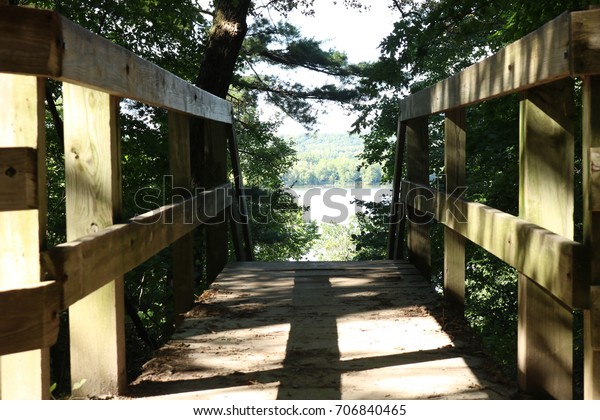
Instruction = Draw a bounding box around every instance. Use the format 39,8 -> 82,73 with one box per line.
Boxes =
289,186 -> 392,224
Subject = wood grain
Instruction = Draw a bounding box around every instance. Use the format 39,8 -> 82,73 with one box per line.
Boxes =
0,282 -> 59,356
570,9 -> 600,75
444,108 -> 466,307
518,81 -> 575,400
0,147 -> 37,211
401,180 -> 584,310
41,184 -> 232,309
169,111 -> 195,324
0,74 -> 49,400
583,75 -> 600,399
63,83 -> 127,397
0,7 -> 232,123
400,13 -> 570,120
405,118 -> 431,279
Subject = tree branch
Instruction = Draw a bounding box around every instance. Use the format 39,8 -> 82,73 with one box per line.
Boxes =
45,81 -> 64,150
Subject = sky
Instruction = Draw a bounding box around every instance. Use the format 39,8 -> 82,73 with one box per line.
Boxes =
261,2 -> 399,135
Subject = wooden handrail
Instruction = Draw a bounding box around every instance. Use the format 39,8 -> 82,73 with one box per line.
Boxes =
401,180 -> 586,309
399,10 -> 600,121
0,6 -> 233,123
41,183 -> 233,309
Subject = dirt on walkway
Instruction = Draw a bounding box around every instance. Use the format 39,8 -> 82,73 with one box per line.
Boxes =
124,261 -> 518,400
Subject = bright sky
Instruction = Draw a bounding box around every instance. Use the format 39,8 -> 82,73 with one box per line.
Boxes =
264,2 -> 399,135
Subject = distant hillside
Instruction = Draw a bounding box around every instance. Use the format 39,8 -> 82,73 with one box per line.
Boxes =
283,133 -> 382,187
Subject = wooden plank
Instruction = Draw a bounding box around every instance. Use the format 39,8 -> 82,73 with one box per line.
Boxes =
518,80 -> 575,400
405,117 -> 430,279
444,108 -> 466,307
387,121 -> 406,260
589,147 -> 600,211
63,83 -> 126,397
168,112 -> 195,324
225,260 -> 414,272
0,147 -> 37,211
570,9 -> 600,75
584,308 -> 600,399
0,7 -> 62,77
0,74 -> 50,400
518,277 -> 573,399
583,75 -> 600,400
402,180 -> 585,309
400,12 -> 570,121
41,184 -> 232,309
0,282 -> 60,356
0,7 -> 232,123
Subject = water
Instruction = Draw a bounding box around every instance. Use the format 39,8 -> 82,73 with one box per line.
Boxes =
288,185 -> 392,224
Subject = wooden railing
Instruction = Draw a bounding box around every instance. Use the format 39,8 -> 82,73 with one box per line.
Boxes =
0,6 -> 251,399
388,9 -> 600,400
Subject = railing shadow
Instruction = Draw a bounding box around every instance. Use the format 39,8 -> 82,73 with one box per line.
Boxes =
126,262 -> 517,400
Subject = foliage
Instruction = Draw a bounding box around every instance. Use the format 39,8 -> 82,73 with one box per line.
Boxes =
351,199 -> 390,261
312,221 -> 359,261
248,188 -> 319,261
283,133 -> 383,186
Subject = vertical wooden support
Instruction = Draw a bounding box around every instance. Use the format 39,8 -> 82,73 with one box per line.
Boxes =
444,108 -> 466,307
583,75 -> 600,400
63,83 -> 126,397
169,112 -> 195,325
204,120 -> 229,283
0,75 -> 49,399
226,124 -> 253,261
388,121 -> 407,260
518,79 -> 575,399
405,117 -> 431,279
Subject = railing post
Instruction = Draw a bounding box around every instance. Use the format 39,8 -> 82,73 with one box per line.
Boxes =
518,79 -> 575,399
168,112 -> 195,325
405,117 -> 431,279
226,124 -> 253,261
444,108 -> 466,307
63,83 -> 126,397
388,120 -> 407,260
0,74 -> 50,399
583,75 -> 600,400
203,120 -> 229,282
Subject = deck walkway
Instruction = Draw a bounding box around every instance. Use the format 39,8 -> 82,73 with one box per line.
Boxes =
127,261 -> 516,400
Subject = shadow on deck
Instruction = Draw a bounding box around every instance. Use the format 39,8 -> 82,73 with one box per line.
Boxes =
126,260 -> 517,400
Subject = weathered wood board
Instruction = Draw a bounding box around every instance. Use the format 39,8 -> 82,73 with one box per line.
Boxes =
127,261 -> 516,400
63,83 -> 126,397
405,117 -> 431,279
444,108 -> 466,306
0,74 -> 49,400
0,7 -> 232,123
518,80 -> 575,400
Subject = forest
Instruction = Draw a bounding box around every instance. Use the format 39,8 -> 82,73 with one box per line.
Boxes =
5,0 -> 597,398
283,133 -> 384,186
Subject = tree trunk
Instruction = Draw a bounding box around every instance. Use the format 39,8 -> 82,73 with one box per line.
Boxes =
190,0 -> 251,283
191,0 -> 251,186
194,0 -> 251,98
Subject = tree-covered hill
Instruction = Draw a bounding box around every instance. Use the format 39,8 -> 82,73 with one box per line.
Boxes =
283,133 -> 385,186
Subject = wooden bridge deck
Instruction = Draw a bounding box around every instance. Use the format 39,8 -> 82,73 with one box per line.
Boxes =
127,261 -> 516,400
